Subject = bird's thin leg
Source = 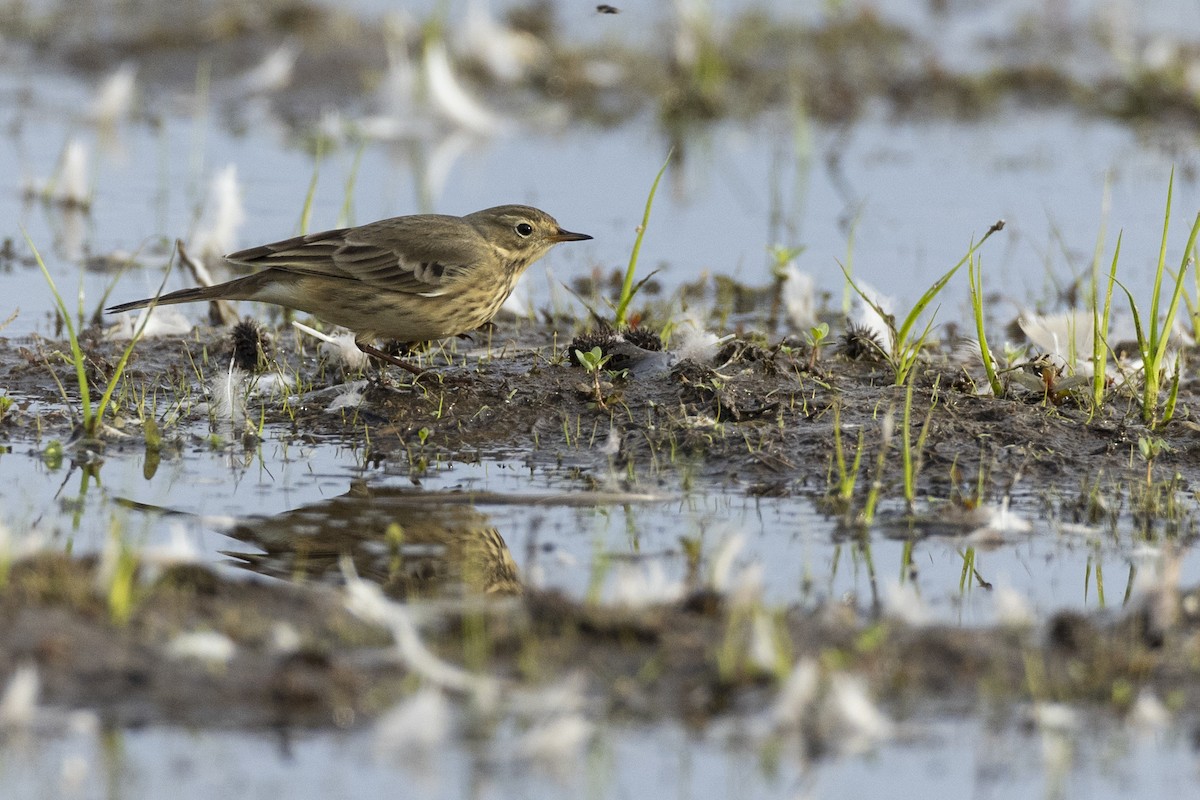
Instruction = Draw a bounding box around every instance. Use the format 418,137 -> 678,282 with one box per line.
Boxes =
356,342 -> 425,376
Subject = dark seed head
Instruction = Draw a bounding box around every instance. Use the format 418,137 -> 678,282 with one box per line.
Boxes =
623,327 -> 663,352
230,319 -> 272,372
838,322 -> 884,361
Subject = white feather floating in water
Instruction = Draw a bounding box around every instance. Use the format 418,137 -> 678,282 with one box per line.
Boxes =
883,580 -> 929,626
781,263 -> 816,331
107,307 -> 194,340
424,38 -> 510,136
851,282 -> 895,355
229,43 -> 297,95
771,658 -> 820,730
671,315 -> 734,364
165,631 -> 237,665
89,63 -> 137,124
55,139 -> 91,207
608,561 -> 683,608
0,664 -> 39,729
190,164 -> 245,264
374,687 -> 451,762
459,0 -> 546,83
292,321 -> 369,370
515,713 -> 594,775
827,673 -> 894,753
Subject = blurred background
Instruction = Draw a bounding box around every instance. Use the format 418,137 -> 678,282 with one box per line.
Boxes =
1,0 -> 1197,340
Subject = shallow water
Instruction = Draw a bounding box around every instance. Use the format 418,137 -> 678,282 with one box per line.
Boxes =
4,104 -> 1196,340
3,711 -> 1195,800
2,419 -> 1193,626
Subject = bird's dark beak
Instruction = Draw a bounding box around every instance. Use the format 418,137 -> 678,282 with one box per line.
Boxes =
551,228 -> 592,243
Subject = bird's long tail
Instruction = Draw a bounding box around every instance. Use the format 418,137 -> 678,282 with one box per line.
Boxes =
106,275 -> 263,314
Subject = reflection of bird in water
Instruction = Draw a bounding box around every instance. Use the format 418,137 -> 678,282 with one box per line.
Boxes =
220,482 -> 520,597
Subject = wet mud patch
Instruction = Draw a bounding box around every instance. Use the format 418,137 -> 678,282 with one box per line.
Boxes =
5,323 -> 1200,522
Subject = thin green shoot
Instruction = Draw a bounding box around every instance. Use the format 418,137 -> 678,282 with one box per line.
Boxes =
337,142 -> 365,228
1087,176 -> 1115,410
840,209 -> 861,316
1186,232 -> 1200,341
585,536 -> 611,606
900,540 -> 914,584
1091,234 -> 1121,410
957,547 -> 975,593
831,402 -> 863,504
1122,565 -> 1137,606
1161,361 -> 1182,426
1138,435 -> 1170,487
805,322 -> 829,371
615,149 -> 672,328
767,244 -> 804,329
26,230 -> 169,438
105,525 -> 140,625
299,138 -> 324,234
860,407 -> 895,525
842,220 -> 1004,385
902,375 -> 916,511
900,374 -> 937,513
188,60 -> 212,200
967,254 -> 1003,397
1112,173 -> 1200,426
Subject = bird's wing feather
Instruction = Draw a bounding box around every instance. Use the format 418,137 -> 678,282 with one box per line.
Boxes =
224,216 -> 485,295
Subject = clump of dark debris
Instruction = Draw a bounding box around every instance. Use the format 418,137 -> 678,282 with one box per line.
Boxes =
228,319 -> 273,372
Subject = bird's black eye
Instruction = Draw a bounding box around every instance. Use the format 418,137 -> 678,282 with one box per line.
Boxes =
515,222 -> 534,237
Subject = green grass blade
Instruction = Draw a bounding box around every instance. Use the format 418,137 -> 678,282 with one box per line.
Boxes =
27,229 -> 174,437
1152,212 -> 1200,369
894,223 -> 1003,348
24,229 -> 93,432
1162,361 -> 1181,426
1112,276 -> 1146,357
1148,168 -> 1174,357
615,149 -> 672,328
902,374 -> 915,508
96,247 -> 175,433
337,142 -> 365,229
1092,233 -> 1121,408
299,139 -> 324,234
969,255 -> 1003,396
838,260 -> 889,323
897,226 -> 998,347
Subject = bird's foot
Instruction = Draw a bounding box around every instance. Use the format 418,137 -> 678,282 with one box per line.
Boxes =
356,342 -> 425,377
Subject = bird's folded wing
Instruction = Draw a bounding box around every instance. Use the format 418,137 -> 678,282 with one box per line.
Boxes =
225,224 -> 484,296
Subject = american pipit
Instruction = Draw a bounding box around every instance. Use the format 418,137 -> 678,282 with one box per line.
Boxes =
107,204 -> 591,374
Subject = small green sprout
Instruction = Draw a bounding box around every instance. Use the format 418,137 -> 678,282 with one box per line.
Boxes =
574,346 -> 614,409
1137,435 -> 1171,487
574,346 -> 611,374
615,150 -> 672,329
805,322 -> 829,370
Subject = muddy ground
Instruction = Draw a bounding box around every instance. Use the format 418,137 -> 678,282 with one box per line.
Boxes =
2,317 -> 1200,736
